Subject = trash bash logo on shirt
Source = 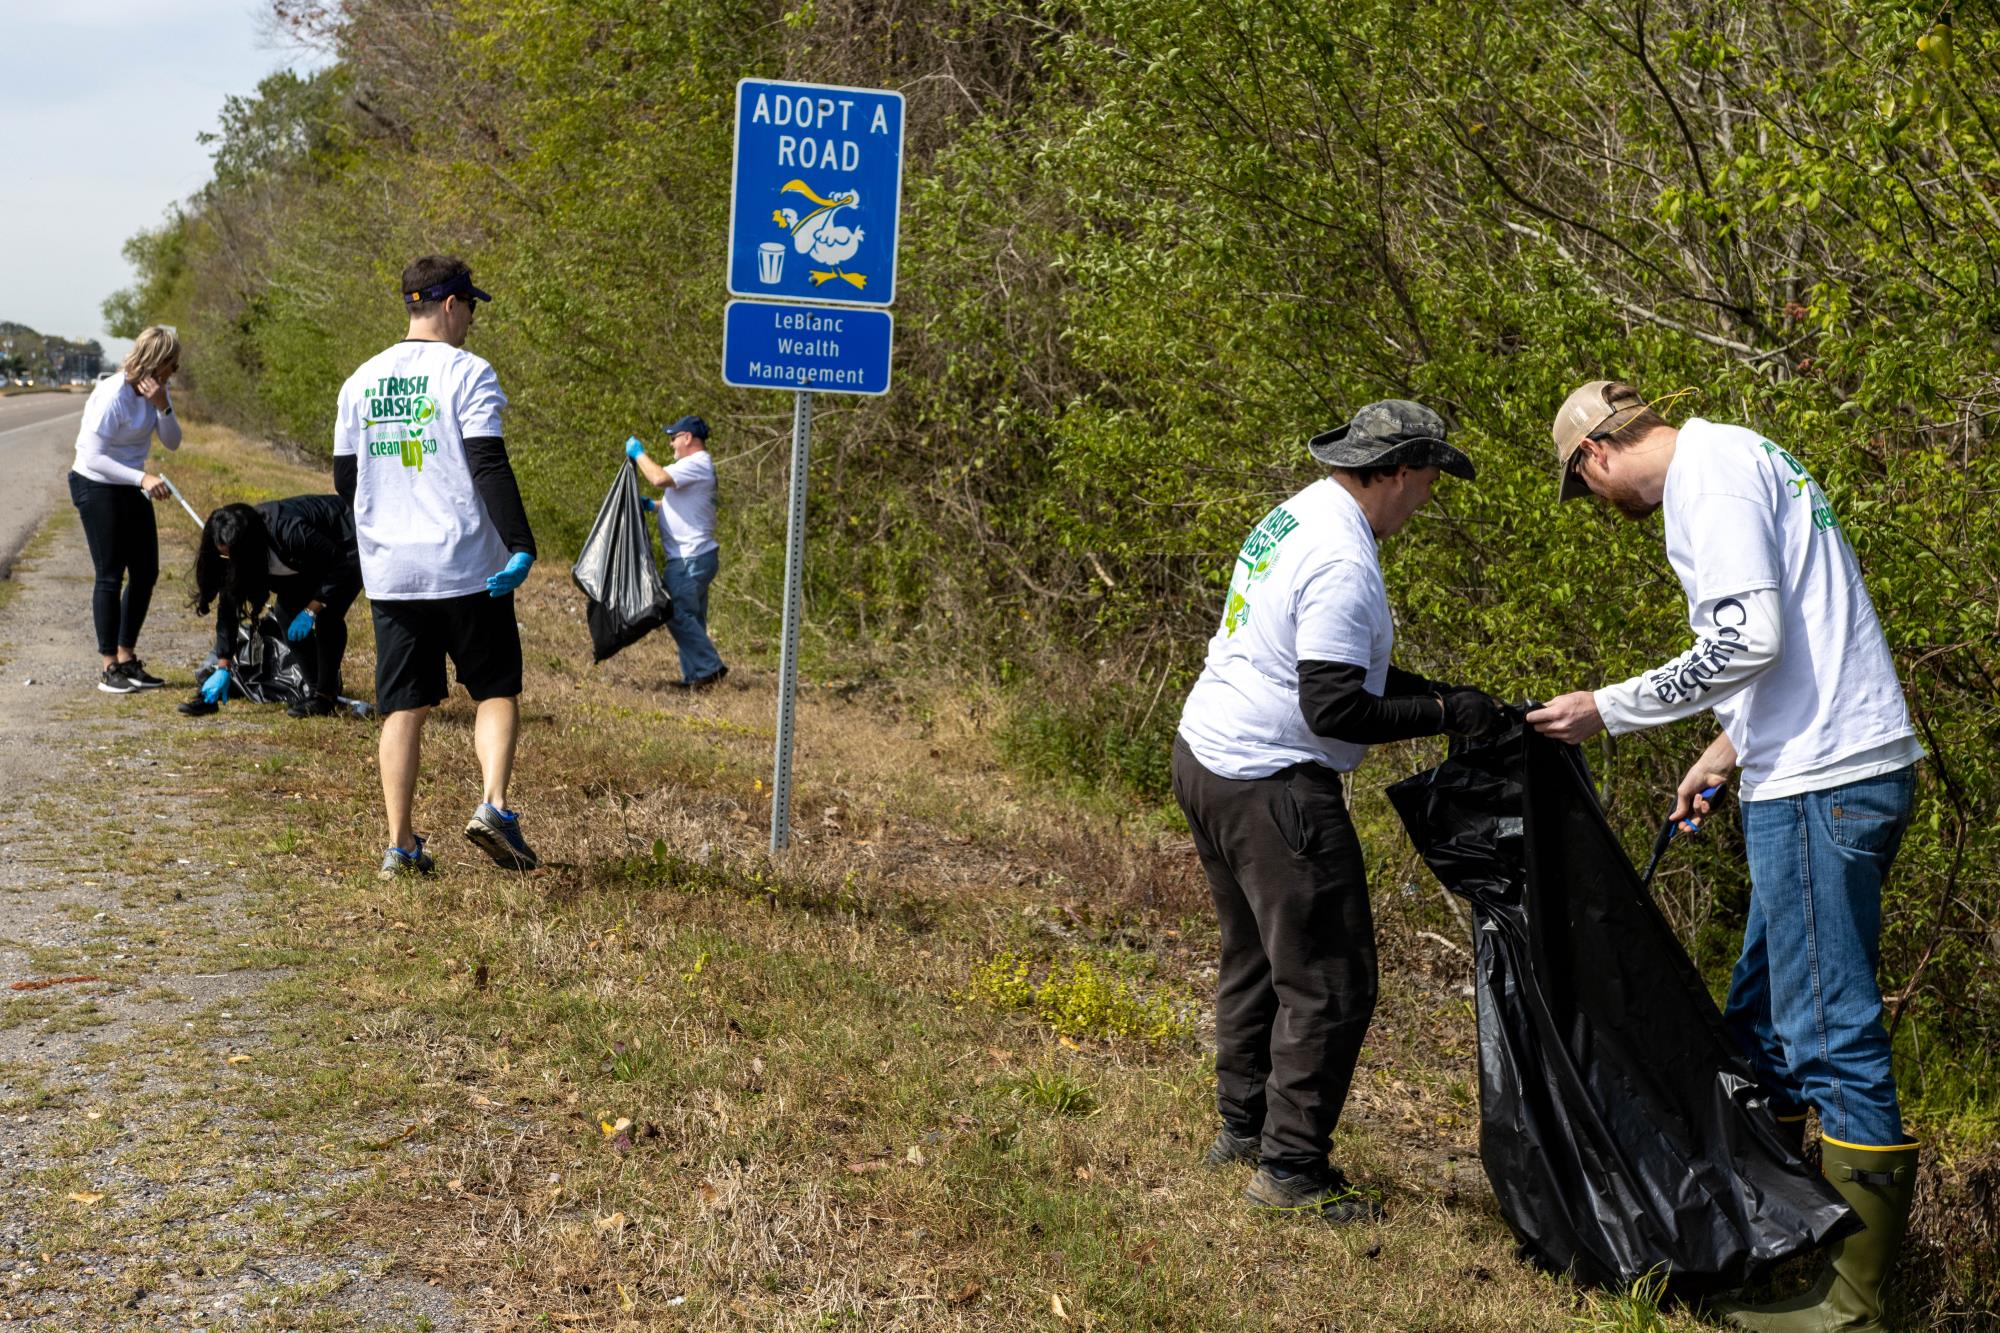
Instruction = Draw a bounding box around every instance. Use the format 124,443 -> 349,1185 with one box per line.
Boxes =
1224,505 -> 1299,636
362,376 -> 439,472
1760,440 -> 1841,535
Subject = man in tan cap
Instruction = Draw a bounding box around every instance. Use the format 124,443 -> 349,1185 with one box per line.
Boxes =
1528,381 -> 1923,1332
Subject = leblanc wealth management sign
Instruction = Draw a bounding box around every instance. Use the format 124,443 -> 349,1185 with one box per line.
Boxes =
722,300 -> 893,396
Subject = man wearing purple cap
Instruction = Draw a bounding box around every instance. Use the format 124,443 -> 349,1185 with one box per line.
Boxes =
1173,399 -> 1503,1224
1528,382 -> 1924,1332
627,416 -> 727,690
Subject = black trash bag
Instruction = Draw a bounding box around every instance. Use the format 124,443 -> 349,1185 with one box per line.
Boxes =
1385,718 -> 1855,1293
194,613 -> 311,704
570,459 -> 673,662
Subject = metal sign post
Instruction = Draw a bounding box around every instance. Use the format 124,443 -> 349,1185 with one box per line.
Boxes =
723,78 -> 904,851
770,389 -> 812,851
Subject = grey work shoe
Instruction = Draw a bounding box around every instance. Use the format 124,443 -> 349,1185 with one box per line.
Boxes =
378,835 -> 435,881
1204,1126 -> 1261,1168
1245,1165 -> 1382,1224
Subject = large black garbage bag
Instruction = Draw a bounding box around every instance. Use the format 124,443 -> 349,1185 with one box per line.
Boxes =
1385,719 -> 1855,1293
570,459 -> 672,662
194,613 -> 311,704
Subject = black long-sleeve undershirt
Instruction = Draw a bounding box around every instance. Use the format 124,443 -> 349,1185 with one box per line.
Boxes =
1298,660 -> 1447,745
331,440 -> 535,558
465,437 -> 536,557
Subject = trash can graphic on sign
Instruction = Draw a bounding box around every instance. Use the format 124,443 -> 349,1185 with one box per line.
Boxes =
727,80 -> 905,306
758,242 -> 786,285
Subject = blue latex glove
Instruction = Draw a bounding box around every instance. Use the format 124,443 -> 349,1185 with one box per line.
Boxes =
625,436 -> 645,460
486,550 -> 535,597
640,496 -> 656,513
200,668 -> 231,705
286,608 -> 316,642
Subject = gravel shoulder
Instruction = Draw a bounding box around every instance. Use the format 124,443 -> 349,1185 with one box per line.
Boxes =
0,502 -> 461,1329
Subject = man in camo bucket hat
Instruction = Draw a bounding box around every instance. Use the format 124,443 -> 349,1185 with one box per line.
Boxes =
1305,399 -> 1479,477
1172,399 -> 1502,1224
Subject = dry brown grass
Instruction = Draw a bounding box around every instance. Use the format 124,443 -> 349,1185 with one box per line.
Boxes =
131,423 -> 1987,1331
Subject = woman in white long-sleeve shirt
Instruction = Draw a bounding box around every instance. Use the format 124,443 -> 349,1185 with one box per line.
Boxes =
69,325 -> 181,694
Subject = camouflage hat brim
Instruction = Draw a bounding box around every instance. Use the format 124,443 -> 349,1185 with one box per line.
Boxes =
1308,399 -> 1475,481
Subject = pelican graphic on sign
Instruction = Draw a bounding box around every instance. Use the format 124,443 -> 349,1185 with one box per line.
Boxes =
771,180 -> 867,291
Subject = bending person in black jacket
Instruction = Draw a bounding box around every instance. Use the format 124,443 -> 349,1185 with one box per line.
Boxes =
185,497 -> 363,718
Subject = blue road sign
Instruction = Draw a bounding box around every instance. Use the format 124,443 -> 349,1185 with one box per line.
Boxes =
721,300 -> 893,396
728,79 -> 905,307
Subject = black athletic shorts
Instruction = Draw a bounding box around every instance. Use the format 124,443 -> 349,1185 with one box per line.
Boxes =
371,592 -> 523,714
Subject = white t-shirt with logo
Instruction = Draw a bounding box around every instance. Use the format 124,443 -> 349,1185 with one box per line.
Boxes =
333,341 -> 511,601
1659,419 -> 1919,795
1179,479 -> 1392,778
655,449 -> 719,559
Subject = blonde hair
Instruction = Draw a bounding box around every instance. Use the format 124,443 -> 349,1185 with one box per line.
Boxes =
122,326 -> 181,382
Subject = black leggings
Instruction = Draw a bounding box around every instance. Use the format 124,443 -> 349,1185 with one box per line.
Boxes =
68,472 -> 159,657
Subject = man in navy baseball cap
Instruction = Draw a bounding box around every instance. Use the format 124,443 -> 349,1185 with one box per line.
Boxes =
625,413 -> 727,689
403,268 -> 492,309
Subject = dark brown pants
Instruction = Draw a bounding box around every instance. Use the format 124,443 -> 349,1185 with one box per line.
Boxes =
1171,736 -> 1377,1173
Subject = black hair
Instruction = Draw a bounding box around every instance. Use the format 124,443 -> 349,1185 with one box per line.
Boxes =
191,503 -> 272,624
401,254 -> 471,316
1333,464 -> 1404,487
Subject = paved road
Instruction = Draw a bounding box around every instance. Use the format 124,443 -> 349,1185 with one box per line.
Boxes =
0,392 -> 84,576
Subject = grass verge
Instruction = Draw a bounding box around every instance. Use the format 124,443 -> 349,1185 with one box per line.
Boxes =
107,422 -> 1991,1329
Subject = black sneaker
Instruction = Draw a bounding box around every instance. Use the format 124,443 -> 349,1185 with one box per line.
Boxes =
1244,1165 -> 1382,1224
286,694 -> 338,718
176,694 -> 218,717
116,660 -> 166,689
1204,1125 -> 1261,1168
687,665 -> 730,692
98,666 -> 140,695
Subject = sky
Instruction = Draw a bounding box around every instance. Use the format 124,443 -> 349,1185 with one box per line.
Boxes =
0,2 -> 329,362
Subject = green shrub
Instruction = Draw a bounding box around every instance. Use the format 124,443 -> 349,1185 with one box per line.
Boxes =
1571,1270 -> 1674,1333
996,681 -> 1182,801
965,952 -> 1193,1045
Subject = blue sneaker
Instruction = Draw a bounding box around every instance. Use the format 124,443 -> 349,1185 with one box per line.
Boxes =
464,803 -> 539,870
378,835 -> 434,881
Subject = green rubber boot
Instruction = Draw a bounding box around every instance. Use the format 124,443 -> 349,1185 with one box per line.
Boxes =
1719,1138 -> 1919,1332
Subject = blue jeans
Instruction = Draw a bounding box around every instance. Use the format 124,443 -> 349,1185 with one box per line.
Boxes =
1723,767 -> 1915,1146
662,549 -> 723,683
